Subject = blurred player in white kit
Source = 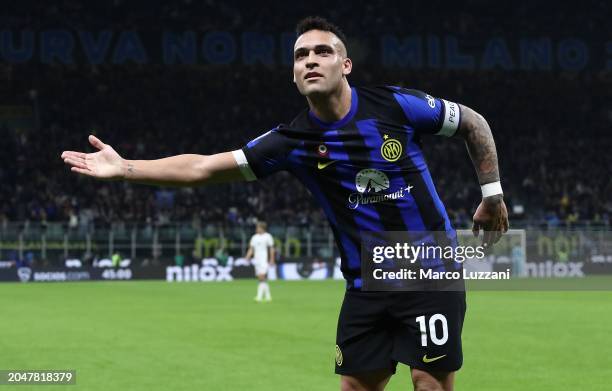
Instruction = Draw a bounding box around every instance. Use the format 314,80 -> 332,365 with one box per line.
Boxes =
245,222 -> 275,302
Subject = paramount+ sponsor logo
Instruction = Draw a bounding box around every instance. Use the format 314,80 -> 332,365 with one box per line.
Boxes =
348,168 -> 413,209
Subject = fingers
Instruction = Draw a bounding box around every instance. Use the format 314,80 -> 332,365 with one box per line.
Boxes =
490,218 -> 504,246
88,134 -> 105,150
65,157 -> 90,171
474,219 -> 500,248
62,150 -> 89,169
63,156 -> 87,169
71,166 -> 94,176
61,138 -> 104,178
62,150 -> 95,175
492,212 -> 509,243
482,229 -> 493,248
61,151 -> 86,160
480,218 -> 506,248
492,229 -> 502,244
472,222 -> 480,238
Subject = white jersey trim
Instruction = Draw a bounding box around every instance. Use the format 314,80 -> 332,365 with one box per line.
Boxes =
231,149 -> 257,182
436,99 -> 461,137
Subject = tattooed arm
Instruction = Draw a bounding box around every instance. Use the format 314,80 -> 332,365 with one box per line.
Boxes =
455,105 -> 509,245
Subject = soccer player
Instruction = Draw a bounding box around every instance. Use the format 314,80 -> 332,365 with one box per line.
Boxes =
61,16 -> 508,391
244,221 -> 275,301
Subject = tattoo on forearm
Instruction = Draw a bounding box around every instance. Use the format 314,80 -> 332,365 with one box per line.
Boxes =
457,105 -> 499,185
126,163 -> 134,177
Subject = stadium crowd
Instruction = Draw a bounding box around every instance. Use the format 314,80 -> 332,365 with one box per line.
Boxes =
1,1 -> 610,231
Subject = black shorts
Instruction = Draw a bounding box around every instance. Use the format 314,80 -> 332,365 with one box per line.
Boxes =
334,290 -> 466,375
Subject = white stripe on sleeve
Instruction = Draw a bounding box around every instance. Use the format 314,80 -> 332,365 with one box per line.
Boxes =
231,149 -> 257,182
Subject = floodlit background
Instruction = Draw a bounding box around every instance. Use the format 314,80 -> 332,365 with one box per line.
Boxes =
1,1 -> 611,390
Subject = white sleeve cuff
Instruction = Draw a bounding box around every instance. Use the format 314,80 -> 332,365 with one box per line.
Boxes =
436,99 -> 461,137
231,149 -> 257,182
481,181 -> 503,198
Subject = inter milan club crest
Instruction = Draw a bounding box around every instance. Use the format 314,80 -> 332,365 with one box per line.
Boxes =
380,134 -> 402,162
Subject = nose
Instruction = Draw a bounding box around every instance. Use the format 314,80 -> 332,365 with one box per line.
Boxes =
306,50 -> 318,68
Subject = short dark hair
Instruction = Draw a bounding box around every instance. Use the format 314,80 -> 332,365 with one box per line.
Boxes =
295,16 -> 348,49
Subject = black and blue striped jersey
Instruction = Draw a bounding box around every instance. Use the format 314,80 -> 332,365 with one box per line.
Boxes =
235,85 -> 462,289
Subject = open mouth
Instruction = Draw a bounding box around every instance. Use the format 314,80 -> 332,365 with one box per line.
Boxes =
305,72 -> 323,80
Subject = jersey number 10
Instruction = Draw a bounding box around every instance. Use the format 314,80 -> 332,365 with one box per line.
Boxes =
416,314 -> 449,347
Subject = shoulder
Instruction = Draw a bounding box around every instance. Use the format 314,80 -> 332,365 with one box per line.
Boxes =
287,108 -> 310,129
356,85 -> 399,95
354,85 -> 412,122
245,125 -> 295,154
275,109 -> 328,143
358,85 -> 432,102
355,85 -> 412,98
255,108 -> 310,145
387,86 -> 436,105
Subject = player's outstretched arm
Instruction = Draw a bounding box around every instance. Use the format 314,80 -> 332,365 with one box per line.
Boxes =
61,135 -> 245,187
455,105 -> 509,246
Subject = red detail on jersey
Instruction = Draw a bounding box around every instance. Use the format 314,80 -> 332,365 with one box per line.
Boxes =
317,144 -> 329,157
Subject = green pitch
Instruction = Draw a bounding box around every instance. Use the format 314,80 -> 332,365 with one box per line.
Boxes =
1,280 -> 611,390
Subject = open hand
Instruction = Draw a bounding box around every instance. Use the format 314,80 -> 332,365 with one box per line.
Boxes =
61,135 -> 125,180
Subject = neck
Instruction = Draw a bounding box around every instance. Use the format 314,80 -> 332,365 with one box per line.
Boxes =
307,80 -> 352,123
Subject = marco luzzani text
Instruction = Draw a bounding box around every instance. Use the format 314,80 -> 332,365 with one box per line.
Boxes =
371,243 -> 511,281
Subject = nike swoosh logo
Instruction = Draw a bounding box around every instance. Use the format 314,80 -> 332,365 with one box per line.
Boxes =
317,160 -> 339,170
422,354 -> 446,363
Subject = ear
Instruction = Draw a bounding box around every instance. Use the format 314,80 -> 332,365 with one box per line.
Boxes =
293,73 -> 296,83
342,57 -> 352,76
